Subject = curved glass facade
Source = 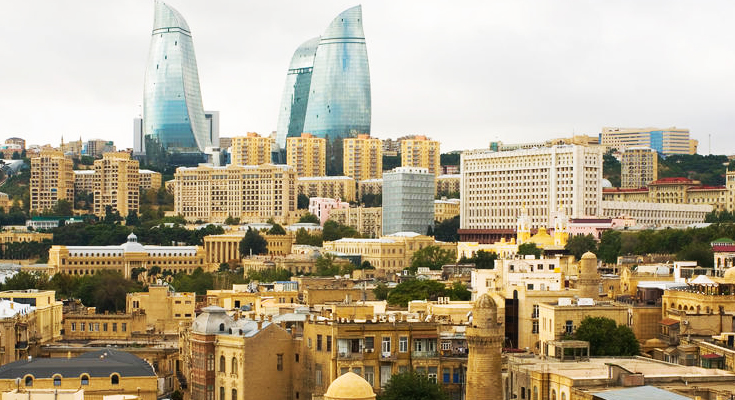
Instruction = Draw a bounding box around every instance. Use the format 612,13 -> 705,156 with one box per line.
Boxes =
143,0 -> 209,166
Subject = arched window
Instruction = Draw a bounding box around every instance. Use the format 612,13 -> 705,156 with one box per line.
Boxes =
80,375 -> 89,385
533,386 -> 538,400
231,357 -> 238,375
561,393 -> 566,400
24,376 -> 33,387
551,389 -> 556,400
231,389 -> 237,400
219,355 -> 225,372
219,323 -> 225,331
111,374 -> 119,385
53,376 -> 61,386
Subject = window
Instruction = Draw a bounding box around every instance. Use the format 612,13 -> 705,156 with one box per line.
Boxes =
381,337 -> 391,354
427,367 -> 437,383
207,354 -> 214,371
532,304 -> 539,319
340,367 -> 349,375
295,353 -> 299,362
112,323 -> 117,332
276,353 -> 283,371
54,376 -> 61,386
453,368 -> 461,383
220,387 -> 224,400
24,376 -> 33,387
441,341 -> 451,350
365,336 -> 374,350
442,368 -> 451,383
317,334 -> 323,351
111,374 -> 119,385
326,335 -> 332,352
94,323 -> 100,331
231,357 -> 238,375
308,338 -> 312,348
122,323 -> 127,332
103,323 -> 108,332
80,322 -> 85,332
315,364 -> 323,386
399,336 -> 408,352
564,320 -> 574,335
81,375 -> 89,385
532,320 -> 539,334
207,385 -> 214,400
231,389 -> 237,400
71,322 -> 76,332
219,356 -> 225,372
364,366 -> 374,386
398,366 -> 408,374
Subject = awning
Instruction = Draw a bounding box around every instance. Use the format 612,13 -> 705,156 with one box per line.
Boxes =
701,353 -> 723,359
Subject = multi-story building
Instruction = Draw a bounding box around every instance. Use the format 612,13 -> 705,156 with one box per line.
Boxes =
435,174 -> 460,196
343,134 -> 382,181
309,197 -> 349,226
599,127 -> 697,156
621,147 -> 657,188
30,149 -> 74,213
0,290 -> 63,345
73,170 -> 95,193
0,299 -> 40,365
4,137 -> 25,151
382,167 -> 434,236
0,143 -> 23,159
63,308 -> 146,341
460,145 -> 603,241
230,133 -> 272,166
126,285 -> 196,333
139,169 -> 162,191
357,178 -> 382,199
173,163 -> 297,223
47,232 -> 210,278
93,152 -> 139,217
603,177 -> 727,212
203,231 -> 294,264
434,198 -> 460,222
601,200 -> 712,227
329,207 -> 382,238
727,170 -> 735,212
400,136 -> 440,176
84,139 -> 115,157
287,133 -> 326,177
0,229 -> 53,250
297,176 -> 356,203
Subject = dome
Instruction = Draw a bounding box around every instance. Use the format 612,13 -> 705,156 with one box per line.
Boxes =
324,372 -> 375,400
121,233 -> 145,253
474,294 -> 497,310
581,251 -> 597,260
601,179 -> 613,188
724,267 -> 735,282
191,306 -> 234,334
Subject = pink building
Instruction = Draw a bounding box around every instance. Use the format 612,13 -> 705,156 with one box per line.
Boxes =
567,217 -> 636,240
308,197 -> 349,226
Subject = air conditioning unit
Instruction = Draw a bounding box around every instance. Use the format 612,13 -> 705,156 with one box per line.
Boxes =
364,348 -> 374,353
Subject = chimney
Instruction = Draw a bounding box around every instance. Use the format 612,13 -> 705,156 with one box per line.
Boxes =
267,314 -> 273,322
257,320 -> 263,330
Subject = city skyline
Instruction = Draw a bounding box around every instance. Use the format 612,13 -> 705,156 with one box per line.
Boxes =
1,1 -> 734,154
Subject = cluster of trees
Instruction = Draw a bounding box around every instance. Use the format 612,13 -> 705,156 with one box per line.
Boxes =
602,150 -> 621,187
658,154 -> 730,186
458,250 -> 497,269
433,216 -> 459,242
360,193 -> 381,208
573,316 -> 640,356
706,211 -> 735,223
48,219 -> 224,247
409,245 -> 457,273
0,240 -> 52,261
169,267 -> 247,295
378,370 -> 449,400
375,279 -> 470,307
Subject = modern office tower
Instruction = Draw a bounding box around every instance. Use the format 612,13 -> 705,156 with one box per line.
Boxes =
460,145 -> 603,239
172,164 -> 297,223
287,133 -> 326,177
382,167 -> 434,235
93,152 -> 140,218
400,136 -> 441,176
297,176 -> 357,202
599,127 -> 697,156
30,150 -> 74,213
138,169 -> 162,191
230,133 -> 272,166
277,6 -> 371,175
343,134 -> 382,181
143,0 -> 211,166
621,147 -> 657,188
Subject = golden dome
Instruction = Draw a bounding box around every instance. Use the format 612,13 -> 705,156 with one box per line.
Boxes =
724,267 -> 735,282
324,372 -> 376,400
581,251 -> 597,260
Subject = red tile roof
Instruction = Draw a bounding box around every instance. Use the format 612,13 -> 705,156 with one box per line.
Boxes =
701,353 -> 723,359
650,177 -> 696,185
660,318 -> 680,326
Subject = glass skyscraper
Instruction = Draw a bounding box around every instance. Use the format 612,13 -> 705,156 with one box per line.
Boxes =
276,5 -> 371,175
143,1 -> 210,166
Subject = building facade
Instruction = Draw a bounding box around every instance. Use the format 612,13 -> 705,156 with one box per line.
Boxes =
297,176 -> 356,203
600,127 -> 696,156
287,133 -> 326,177
30,150 -> 74,213
93,152 -> 139,218
382,167 -> 434,236
309,197 -> 349,226
436,174 -> 460,196
357,179 -> 382,199
343,134 -> 382,181
230,133 -> 272,166
601,200 -> 712,227
400,136 -> 441,176
435,198 -> 460,222
139,169 -> 162,191
621,147 -> 657,188
126,285 -> 196,333
328,207 -> 382,238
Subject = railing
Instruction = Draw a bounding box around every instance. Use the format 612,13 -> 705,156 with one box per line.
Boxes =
412,351 -> 439,358
337,352 -> 364,360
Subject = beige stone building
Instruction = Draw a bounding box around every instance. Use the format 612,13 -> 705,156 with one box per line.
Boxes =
287,133 -> 326,177
343,134 -> 382,181
203,231 -> 294,264
173,163 -> 297,223
0,299 -> 44,365
600,127 -> 697,155
93,152 -> 139,217
30,149 -> 74,213
230,132 -> 273,166
357,178 -> 382,198
621,147 -> 657,188
434,198 -> 460,222
727,170 -> 735,212
62,308 -> 146,341
0,230 -> 53,249
297,176 -> 357,203
400,135 -> 440,176
466,295 -> 503,400
139,169 -> 162,191
603,177 -> 728,212
328,207 -> 382,238
0,290 -> 63,346
435,174 -> 460,196
601,200 -> 712,227
126,285 -> 196,333
73,170 -> 95,193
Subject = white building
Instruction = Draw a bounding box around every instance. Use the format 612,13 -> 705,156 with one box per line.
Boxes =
601,200 -> 711,227
471,256 -> 564,299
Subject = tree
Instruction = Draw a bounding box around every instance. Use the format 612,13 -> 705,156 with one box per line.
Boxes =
596,230 -> 621,264
246,268 -> 293,283
574,316 -> 640,356
103,205 -> 122,224
518,242 -> 542,258
361,193 -> 381,208
358,260 -> 374,270
434,216 -> 459,242
125,210 -> 140,226
447,281 -> 471,301
373,282 -> 389,300
224,215 -> 240,225
565,234 -> 597,260
294,228 -> 323,246
148,266 -> 161,276
676,242 -> 714,269
459,250 -> 497,269
410,246 -> 456,273
267,220 -> 287,235
298,213 -> 320,224
239,228 -> 268,257
322,220 -> 360,242
378,370 -> 449,400
315,253 -> 352,276
603,150 -> 621,187
297,194 -> 309,210
51,199 -> 73,216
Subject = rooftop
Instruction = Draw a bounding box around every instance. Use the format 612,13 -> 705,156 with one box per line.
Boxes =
0,349 -> 154,378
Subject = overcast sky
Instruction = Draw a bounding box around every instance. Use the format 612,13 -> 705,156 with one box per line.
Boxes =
1,1 -> 733,154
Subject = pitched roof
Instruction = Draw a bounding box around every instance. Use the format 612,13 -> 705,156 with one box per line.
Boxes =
0,349 -> 154,379
660,318 -> 680,326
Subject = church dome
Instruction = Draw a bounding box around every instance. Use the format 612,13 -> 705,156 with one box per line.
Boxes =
324,372 -> 375,400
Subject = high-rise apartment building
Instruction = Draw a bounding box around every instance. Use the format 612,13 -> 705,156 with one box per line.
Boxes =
139,169 -> 162,191
231,133 -> 272,166
93,153 -> 140,218
84,139 -> 116,157
382,167 -> 434,235
30,149 -> 74,213
143,1 -> 211,166
277,6 -> 371,175
343,134 -> 382,181
173,163 -> 297,223
400,136 -> 441,176
460,145 -> 603,237
621,147 -> 658,189
287,133 -> 326,177
297,176 -> 356,202
599,127 -> 696,156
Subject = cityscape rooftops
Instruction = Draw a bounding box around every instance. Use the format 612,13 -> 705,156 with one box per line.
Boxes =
0,349 -> 155,378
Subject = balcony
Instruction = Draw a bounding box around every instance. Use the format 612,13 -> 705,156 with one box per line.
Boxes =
337,351 -> 364,361
412,351 -> 439,358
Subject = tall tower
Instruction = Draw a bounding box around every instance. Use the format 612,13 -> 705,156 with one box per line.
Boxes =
466,294 -> 503,400
516,206 -> 531,244
578,251 -> 599,299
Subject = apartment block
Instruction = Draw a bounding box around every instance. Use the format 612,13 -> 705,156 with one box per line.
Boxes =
84,139 -> 116,157
93,152 -> 139,217
126,285 -> 196,333
297,176 -> 356,203
600,127 -> 696,156
328,207 -> 382,238
231,132 -> 272,166
621,147 -> 657,189
73,170 -> 95,193
173,163 -> 297,223
30,149 -> 74,213
309,197 -> 349,225
460,145 -> 603,234
357,179 -> 382,198
343,134 -> 382,181
434,198 -> 460,222
400,135 -> 440,176
435,174 -> 460,196
139,169 -> 162,191
287,133 -> 326,177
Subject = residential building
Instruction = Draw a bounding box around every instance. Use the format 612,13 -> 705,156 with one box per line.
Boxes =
621,147 -> 657,188
435,174 -> 460,196
381,138 -> 400,154
343,134 -> 382,181
297,176 -> 356,203
309,197 -> 349,226
460,145 -> 603,241
173,163 -> 297,223
143,1 -> 212,166
287,133 -> 326,177
434,198 -> 460,222
139,169 -> 162,191
0,143 -> 23,159
62,308 -> 146,341
47,232 -> 210,278
126,285 -> 196,333
84,139 -> 115,157
30,149 -> 74,213
601,200 -> 711,227
712,238 -> 735,277
357,179 -> 382,198
93,152 -> 139,218
4,138 -> 25,151
599,127 -> 696,155
0,299 -> 37,365
73,170 -> 94,193
0,290 -> 62,345
382,167 -> 434,236
328,207 -> 382,238
230,133 -> 272,166
400,136 -> 440,176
